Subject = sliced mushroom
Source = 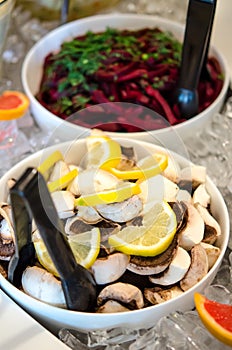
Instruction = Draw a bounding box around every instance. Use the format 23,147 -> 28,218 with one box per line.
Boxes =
0,204 -> 14,242
48,160 -> 70,182
0,237 -> 15,261
162,155 -> 181,183
195,203 -> 221,244
180,244 -> 208,291
127,233 -> 179,275
176,189 -> 192,203
51,190 -> 75,219
65,216 -> 94,235
91,253 -> 130,285
96,195 -> 143,223
169,201 -> 188,232
180,165 -> 206,189
97,300 -> 130,313
144,285 -> 183,305
149,247 -> 191,286
22,266 -> 66,308
192,184 -> 211,207
76,206 -> 102,224
68,168 -> 120,196
179,202 -> 205,251
97,282 -> 144,309
200,242 -> 221,270
139,174 -> 179,204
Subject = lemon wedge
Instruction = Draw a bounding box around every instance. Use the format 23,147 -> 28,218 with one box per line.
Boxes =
33,227 -> 101,276
86,135 -> 122,169
108,201 -> 177,256
108,153 -> 168,180
38,150 -> 64,180
47,168 -> 78,192
74,181 -> 141,206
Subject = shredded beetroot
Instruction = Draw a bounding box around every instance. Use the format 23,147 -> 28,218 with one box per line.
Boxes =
36,27 -> 224,132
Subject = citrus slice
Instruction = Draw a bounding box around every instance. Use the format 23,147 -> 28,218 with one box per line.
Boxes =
108,201 -> 177,256
33,227 -> 101,276
194,292 -> 232,346
38,150 -> 64,179
0,90 -> 30,120
108,153 -> 168,180
86,135 -> 122,169
47,168 -> 78,192
74,181 -> 141,206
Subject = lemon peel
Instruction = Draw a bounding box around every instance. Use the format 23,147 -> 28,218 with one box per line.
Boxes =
108,201 -> 177,256
74,182 -> 141,206
47,168 -> 78,192
33,227 -> 101,276
86,135 -> 122,169
38,150 -> 64,179
107,153 -> 168,180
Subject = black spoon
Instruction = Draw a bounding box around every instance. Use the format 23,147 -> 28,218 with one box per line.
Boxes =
8,167 -> 96,312
174,0 -> 217,119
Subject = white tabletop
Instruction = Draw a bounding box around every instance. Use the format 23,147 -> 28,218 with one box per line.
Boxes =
0,290 -> 68,350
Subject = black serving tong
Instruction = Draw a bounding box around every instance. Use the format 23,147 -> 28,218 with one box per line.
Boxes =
60,0 -> 70,24
8,167 -> 96,312
174,0 -> 217,119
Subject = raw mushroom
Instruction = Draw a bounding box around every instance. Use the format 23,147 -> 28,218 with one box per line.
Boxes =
195,203 -> 221,243
51,190 -> 75,219
162,155 -> 181,183
127,233 -> 179,275
178,202 -> 205,250
0,204 -> 14,242
149,247 -> 191,286
200,242 -> 221,269
91,253 -> 130,285
144,285 -> 183,305
179,165 -> 206,189
97,300 -> 130,313
76,206 -> 102,224
180,244 -> 208,291
139,175 -> 179,204
48,160 -> 70,182
96,195 -> 143,223
192,184 -> 211,207
0,204 -> 15,260
22,266 -> 66,308
97,282 -> 144,310
69,168 -> 120,196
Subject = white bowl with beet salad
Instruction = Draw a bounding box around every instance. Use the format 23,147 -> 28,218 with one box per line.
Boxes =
21,14 -> 230,149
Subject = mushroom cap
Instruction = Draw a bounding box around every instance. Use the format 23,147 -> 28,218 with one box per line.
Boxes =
97,282 -> 144,309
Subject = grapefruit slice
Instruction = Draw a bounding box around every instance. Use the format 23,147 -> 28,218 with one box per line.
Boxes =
0,90 -> 30,120
194,292 -> 232,346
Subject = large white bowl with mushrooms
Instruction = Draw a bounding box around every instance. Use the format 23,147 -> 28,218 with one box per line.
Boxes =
21,14 -> 230,148
0,135 -> 229,334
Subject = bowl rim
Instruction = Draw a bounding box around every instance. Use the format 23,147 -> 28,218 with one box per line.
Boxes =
21,13 -> 231,137
0,137 -> 230,327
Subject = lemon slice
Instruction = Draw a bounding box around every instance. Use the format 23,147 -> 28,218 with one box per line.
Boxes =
74,182 -> 141,206
33,227 -> 101,276
48,168 -> 78,192
38,150 -> 64,180
86,135 -> 122,169
108,201 -> 177,256
108,153 -> 168,180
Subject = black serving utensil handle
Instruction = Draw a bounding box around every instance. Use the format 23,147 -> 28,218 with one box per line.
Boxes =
9,167 -> 96,311
174,0 -> 216,119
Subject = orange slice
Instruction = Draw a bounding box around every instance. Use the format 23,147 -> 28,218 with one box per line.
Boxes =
0,90 -> 30,120
194,292 -> 232,346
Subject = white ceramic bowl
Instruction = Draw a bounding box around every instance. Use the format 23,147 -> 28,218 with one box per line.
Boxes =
21,14 -> 230,148
0,137 -> 229,334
